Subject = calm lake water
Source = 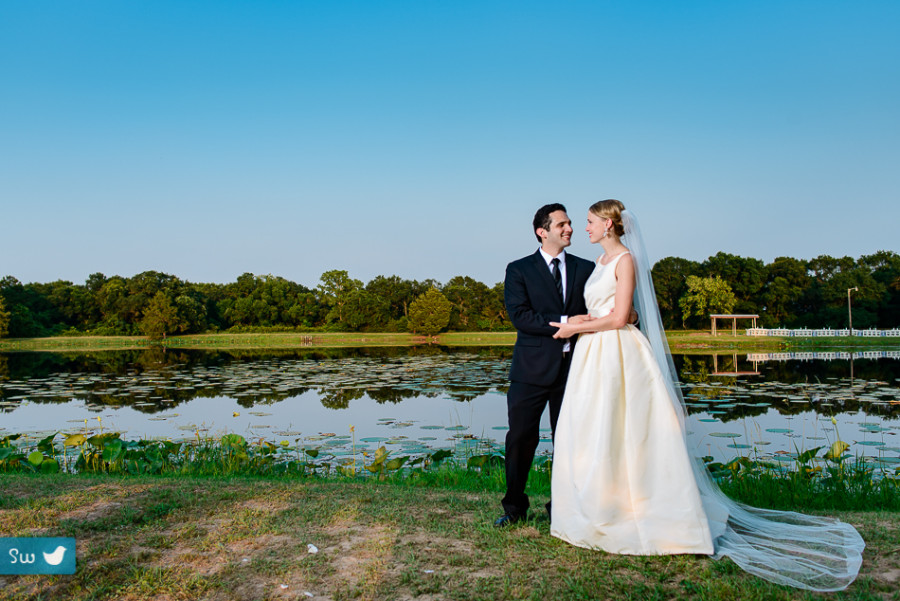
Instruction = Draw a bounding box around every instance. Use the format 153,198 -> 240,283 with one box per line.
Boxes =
1,347 -> 899,466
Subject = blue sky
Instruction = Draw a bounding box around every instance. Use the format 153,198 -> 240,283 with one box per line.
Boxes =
2,1 -> 898,288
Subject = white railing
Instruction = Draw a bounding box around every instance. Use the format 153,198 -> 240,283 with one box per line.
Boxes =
747,351 -> 900,362
746,327 -> 900,337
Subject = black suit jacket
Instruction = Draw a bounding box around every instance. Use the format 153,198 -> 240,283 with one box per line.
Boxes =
505,250 -> 595,387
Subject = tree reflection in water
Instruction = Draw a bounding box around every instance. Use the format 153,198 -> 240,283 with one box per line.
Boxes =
0,348 -> 898,463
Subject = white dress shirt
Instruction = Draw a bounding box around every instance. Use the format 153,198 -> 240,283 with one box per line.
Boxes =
539,248 -> 571,352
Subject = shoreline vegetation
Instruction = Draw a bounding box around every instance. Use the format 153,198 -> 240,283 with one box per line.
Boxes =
4,429 -> 900,512
2,330 -> 900,353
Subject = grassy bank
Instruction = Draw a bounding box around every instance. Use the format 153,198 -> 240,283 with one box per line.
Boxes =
665,331 -> 900,353
0,332 -> 516,352
2,330 -> 898,353
1,473 -> 896,601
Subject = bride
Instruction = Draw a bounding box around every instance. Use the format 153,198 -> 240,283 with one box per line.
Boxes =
548,199 -> 864,591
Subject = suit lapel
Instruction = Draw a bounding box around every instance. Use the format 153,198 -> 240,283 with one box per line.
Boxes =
564,254 -> 579,313
531,250 -> 564,311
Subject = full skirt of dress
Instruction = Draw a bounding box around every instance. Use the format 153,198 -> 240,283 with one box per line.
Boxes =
550,324 -> 726,554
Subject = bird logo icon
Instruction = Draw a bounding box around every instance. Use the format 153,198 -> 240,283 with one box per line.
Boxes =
42,546 -> 67,566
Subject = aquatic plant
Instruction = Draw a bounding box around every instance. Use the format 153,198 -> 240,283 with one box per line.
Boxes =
3,426 -> 898,511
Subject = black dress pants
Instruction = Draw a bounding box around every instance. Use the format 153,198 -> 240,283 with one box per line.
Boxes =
501,353 -> 572,517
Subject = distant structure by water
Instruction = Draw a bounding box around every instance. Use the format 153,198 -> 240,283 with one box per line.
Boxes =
746,328 -> 900,338
747,351 -> 900,362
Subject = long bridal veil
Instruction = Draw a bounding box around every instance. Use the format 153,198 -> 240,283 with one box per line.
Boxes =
621,210 -> 864,591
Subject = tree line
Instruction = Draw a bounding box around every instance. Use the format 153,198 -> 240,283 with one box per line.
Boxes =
0,250 -> 897,339
0,270 -> 506,339
653,251 -> 899,330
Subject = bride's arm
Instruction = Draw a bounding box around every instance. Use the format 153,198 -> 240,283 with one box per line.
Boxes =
550,255 -> 636,339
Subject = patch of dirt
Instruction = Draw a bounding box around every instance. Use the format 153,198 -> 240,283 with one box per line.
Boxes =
146,495 -> 301,577
512,525 -> 543,539
399,532 -> 503,583
227,533 -> 298,557
320,522 -> 398,596
57,483 -> 155,523
424,507 -> 476,524
239,497 -> 291,513
232,578 -> 322,601
864,543 -> 900,587
401,532 -> 475,555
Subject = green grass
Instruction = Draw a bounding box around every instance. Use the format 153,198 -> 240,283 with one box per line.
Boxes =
665,330 -> 900,353
2,329 -> 898,352
0,331 -> 518,352
0,472 -> 896,600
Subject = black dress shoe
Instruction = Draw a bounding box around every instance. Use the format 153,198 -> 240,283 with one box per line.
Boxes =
494,513 -> 525,528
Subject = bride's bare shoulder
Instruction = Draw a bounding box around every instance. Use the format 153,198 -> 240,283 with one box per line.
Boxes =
615,252 -> 635,278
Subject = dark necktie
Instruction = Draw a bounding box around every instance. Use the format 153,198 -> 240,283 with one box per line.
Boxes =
551,258 -> 564,303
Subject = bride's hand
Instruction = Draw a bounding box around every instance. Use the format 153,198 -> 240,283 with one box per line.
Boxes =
568,314 -> 596,325
549,321 -> 577,339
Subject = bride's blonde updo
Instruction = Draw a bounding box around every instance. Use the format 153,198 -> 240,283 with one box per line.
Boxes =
589,199 -> 626,237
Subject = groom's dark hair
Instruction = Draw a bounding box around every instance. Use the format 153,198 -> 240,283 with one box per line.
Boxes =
533,203 -> 567,243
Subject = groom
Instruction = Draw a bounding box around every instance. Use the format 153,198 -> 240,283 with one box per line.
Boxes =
495,203 -> 595,527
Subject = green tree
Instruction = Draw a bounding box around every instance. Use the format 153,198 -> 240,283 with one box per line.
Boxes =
126,271 -> 181,325
804,255 -> 885,328
485,282 -> 511,330
341,289 -> 390,331
442,276 -> 510,331
174,293 -> 208,333
217,273 -> 315,329
317,270 -> 363,327
407,288 -> 452,336
442,276 -> 492,330
702,252 -> 766,315
285,291 -> 322,327
651,257 -> 702,329
365,275 -> 431,329
762,257 -> 810,327
860,251 -> 900,327
678,276 -> 737,328
0,295 -> 10,338
139,291 -> 183,340
0,277 -> 63,336
95,276 -> 136,333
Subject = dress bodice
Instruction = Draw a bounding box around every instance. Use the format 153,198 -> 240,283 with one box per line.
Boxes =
584,251 -> 629,317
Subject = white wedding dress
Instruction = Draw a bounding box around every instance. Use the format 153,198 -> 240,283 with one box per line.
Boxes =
551,252 -> 727,554
549,220 -> 864,592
